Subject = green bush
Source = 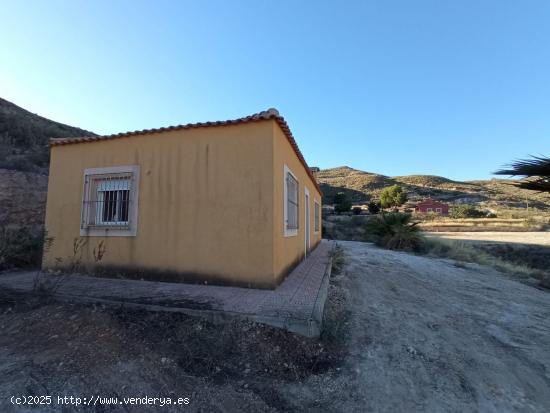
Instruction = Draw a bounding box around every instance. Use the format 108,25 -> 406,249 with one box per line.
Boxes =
367,201 -> 380,214
449,204 -> 485,218
380,185 -> 407,209
333,192 -> 352,214
364,212 -> 422,251
0,225 -> 51,270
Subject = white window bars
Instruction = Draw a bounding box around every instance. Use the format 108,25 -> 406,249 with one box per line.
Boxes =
80,165 -> 139,237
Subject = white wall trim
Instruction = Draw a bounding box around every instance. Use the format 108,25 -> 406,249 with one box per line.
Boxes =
80,165 -> 140,237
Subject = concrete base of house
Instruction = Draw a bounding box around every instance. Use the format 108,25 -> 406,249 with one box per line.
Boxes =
0,240 -> 335,338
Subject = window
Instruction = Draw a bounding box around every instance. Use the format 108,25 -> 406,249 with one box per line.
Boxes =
95,178 -> 130,225
81,165 -> 140,236
284,165 -> 299,236
426,208 -> 433,212
436,207 -> 442,213
314,201 -> 320,232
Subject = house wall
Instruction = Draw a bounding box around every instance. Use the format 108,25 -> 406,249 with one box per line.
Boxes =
272,122 -> 322,284
416,202 -> 449,215
43,121 -> 275,288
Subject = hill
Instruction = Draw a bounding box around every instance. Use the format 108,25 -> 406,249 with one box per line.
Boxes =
0,97 -> 95,173
316,166 -> 550,210
0,97 -> 95,228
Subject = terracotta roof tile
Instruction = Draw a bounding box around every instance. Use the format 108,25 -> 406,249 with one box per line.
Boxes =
50,108 -> 320,192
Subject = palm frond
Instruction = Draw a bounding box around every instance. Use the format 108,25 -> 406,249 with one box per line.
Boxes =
494,155 -> 550,193
515,179 -> 550,192
494,155 -> 550,176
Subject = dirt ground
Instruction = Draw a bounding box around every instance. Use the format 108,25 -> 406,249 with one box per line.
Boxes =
424,231 -> 550,246
309,241 -> 550,412
1,241 -> 550,412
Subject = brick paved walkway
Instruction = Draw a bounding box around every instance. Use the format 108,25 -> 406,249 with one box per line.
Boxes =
0,240 -> 334,337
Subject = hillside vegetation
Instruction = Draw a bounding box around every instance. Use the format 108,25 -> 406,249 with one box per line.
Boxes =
0,97 -> 95,173
0,98 -> 96,268
316,166 -> 550,210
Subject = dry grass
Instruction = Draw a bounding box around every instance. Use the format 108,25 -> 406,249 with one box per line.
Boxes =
322,245 -> 351,347
424,231 -> 550,247
417,217 -> 546,232
422,238 -> 547,283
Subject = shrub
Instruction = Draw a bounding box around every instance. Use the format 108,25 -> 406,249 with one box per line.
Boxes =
367,201 -> 380,214
0,155 -> 37,172
449,204 -> 485,219
364,212 -> 422,251
380,185 -> 407,209
352,206 -> 362,215
0,225 -> 51,270
333,192 -> 352,214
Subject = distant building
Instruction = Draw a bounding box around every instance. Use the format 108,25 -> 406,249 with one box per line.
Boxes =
415,199 -> 449,215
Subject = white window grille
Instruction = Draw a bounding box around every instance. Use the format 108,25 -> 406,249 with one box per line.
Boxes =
284,165 -> 299,236
426,208 -> 433,212
314,201 -> 320,232
436,207 -> 442,213
81,165 -> 140,237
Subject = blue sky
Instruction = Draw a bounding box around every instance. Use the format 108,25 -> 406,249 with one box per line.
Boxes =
1,0 -> 548,180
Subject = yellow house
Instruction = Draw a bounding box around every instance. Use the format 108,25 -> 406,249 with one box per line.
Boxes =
43,109 -> 322,289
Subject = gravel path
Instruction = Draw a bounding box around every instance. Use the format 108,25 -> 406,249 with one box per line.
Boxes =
282,241 -> 550,412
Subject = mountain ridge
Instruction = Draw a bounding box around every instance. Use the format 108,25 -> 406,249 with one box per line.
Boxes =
316,166 -> 550,210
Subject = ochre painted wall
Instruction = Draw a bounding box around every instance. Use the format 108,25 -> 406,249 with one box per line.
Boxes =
43,121 -> 275,287
272,123 -> 322,284
43,118 -> 322,288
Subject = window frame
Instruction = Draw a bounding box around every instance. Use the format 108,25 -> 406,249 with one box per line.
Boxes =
314,200 -> 320,233
435,207 -> 442,213
426,207 -> 433,212
284,164 -> 299,237
304,186 -> 310,252
80,165 -> 140,237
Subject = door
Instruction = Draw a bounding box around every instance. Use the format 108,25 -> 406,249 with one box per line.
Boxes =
304,188 -> 310,256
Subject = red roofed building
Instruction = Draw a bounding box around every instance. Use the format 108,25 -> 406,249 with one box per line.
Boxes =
415,199 -> 449,215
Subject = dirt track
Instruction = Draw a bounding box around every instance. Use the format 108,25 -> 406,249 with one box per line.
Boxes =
283,241 -> 550,412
